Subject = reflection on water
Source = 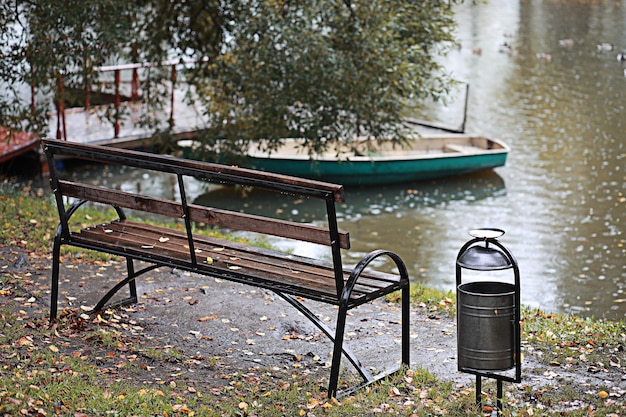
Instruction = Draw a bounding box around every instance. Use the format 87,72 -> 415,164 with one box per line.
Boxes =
9,0 -> 625,319
193,170 -> 505,220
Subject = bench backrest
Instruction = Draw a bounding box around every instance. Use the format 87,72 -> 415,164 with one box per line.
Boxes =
42,139 -> 351,288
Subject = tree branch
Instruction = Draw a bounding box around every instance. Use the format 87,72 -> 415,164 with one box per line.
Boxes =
342,0 -> 357,21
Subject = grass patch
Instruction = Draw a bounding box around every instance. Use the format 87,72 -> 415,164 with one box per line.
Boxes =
1,302 -> 478,416
523,308 -> 626,368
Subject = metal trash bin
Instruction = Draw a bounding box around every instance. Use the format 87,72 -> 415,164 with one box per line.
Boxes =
456,228 -> 521,413
457,281 -> 515,371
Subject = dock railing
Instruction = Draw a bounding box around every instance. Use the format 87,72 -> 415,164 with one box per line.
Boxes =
45,57 -> 208,142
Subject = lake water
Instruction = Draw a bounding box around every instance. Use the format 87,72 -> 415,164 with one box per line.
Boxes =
416,0 -> 626,319
8,0 -> 625,319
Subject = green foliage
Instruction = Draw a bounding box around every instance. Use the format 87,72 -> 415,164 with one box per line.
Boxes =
193,0 -> 461,157
0,0 -> 139,135
1,0 -> 461,154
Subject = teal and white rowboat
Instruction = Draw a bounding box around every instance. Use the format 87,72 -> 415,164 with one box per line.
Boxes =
245,133 -> 508,186
179,130 -> 509,186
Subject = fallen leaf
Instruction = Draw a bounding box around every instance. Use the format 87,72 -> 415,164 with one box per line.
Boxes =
16,336 -> 33,347
306,398 -> 320,409
610,355 -> 621,367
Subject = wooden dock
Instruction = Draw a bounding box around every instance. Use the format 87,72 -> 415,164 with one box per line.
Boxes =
47,58 -> 210,150
0,128 -> 40,164
48,96 -> 208,150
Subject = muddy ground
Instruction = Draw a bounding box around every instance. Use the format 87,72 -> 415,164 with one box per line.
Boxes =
2,245 -> 625,398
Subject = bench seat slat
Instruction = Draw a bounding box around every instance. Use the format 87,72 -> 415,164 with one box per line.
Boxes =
86,221 -> 394,294
97,220 -> 394,286
71,220 -> 400,305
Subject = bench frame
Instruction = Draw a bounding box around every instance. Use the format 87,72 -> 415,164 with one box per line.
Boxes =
42,138 -> 410,398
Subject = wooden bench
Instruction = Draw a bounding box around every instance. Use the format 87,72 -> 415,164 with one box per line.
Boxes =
42,138 -> 410,398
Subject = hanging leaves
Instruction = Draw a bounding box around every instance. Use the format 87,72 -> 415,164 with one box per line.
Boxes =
194,0 -> 461,157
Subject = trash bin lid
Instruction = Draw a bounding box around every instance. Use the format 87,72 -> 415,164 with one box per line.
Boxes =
457,245 -> 513,270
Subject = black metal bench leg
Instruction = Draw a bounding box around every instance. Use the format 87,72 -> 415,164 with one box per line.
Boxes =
278,288 -> 408,398
87,263 -> 160,315
50,242 -> 143,322
125,257 -> 138,303
49,232 -> 62,322
328,303 -> 349,399
276,292 -> 373,381
402,283 -> 410,366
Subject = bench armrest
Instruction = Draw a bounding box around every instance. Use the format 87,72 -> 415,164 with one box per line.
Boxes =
342,249 -> 410,301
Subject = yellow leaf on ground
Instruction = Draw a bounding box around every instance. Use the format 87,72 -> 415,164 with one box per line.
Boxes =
16,336 -> 33,346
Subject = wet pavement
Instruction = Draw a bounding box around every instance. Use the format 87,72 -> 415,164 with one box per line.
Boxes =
22,253 -> 470,385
